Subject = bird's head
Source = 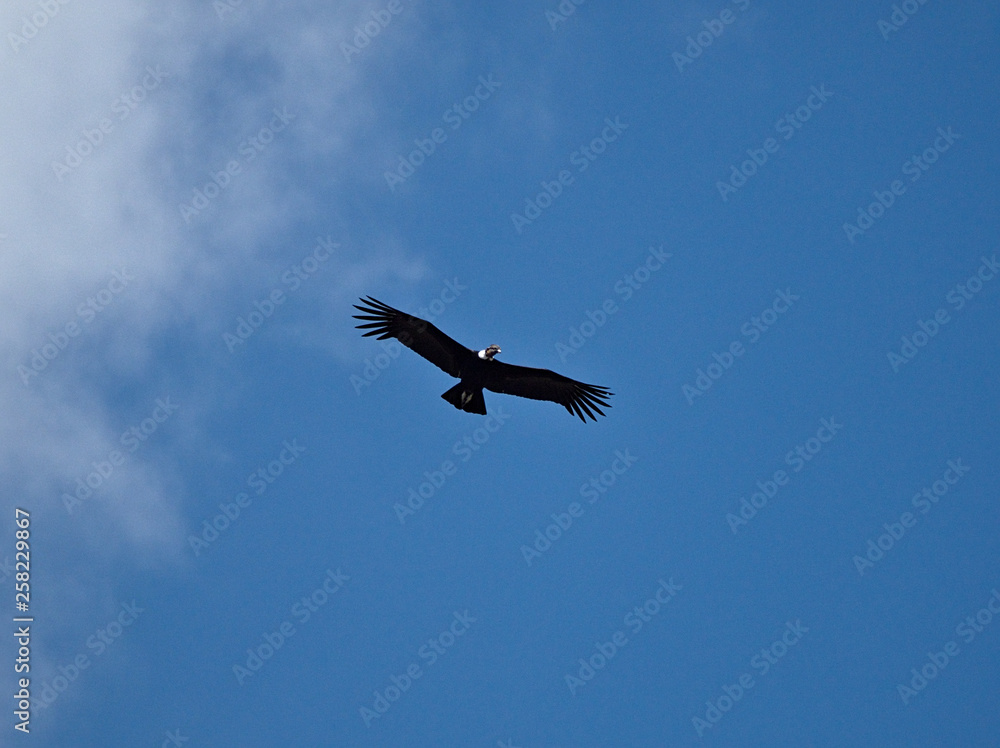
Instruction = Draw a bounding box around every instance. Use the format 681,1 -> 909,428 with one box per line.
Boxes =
478,344 -> 501,360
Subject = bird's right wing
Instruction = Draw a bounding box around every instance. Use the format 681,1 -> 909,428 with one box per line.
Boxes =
352,296 -> 469,378
485,360 -> 613,422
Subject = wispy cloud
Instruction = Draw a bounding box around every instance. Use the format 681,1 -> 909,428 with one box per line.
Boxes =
0,0 -> 437,725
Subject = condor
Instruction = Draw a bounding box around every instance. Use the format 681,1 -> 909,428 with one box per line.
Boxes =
353,297 -> 612,422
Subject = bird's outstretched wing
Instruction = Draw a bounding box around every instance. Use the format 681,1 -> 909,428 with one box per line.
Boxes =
352,296 -> 469,378
484,361 -> 613,422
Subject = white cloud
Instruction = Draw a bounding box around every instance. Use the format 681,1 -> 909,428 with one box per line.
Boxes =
0,1 -> 438,719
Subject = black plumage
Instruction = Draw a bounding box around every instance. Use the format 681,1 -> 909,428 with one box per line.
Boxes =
353,296 -> 613,422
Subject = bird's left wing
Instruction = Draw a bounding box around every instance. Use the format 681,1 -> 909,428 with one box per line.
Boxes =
353,296 -> 470,378
484,361 -> 613,422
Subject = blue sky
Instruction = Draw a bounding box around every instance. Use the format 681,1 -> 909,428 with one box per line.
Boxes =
2,1 -> 999,746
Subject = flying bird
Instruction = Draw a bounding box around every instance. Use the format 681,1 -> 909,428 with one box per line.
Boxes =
353,296 -> 612,422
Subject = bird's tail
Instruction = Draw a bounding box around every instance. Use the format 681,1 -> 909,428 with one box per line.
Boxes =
441,383 -> 487,415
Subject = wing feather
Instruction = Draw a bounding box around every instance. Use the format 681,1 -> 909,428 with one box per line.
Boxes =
352,296 -> 469,378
